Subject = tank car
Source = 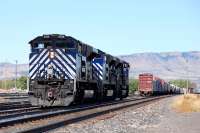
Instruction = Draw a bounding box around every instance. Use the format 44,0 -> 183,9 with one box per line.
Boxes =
28,34 -> 129,107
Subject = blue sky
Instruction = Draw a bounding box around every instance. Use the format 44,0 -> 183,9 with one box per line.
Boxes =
0,0 -> 199,63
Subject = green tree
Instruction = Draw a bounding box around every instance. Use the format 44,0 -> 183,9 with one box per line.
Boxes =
129,79 -> 139,93
17,76 -> 27,90
169,79 -> 192,88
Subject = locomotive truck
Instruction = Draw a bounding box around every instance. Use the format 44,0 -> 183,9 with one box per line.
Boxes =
28,34 -> 129,107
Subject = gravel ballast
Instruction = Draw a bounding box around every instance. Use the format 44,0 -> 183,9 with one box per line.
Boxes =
52,96 -> 200,133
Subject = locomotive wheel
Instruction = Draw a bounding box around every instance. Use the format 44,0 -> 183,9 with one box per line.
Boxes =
97,90 -> 103,102
96,83 -> 104,102
74,89 -> 84,104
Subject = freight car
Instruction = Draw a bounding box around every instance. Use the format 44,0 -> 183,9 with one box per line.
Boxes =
139,73 -> 165,95
138,73 -> 181,96
138,73 -> 153,95
28,34 -> 129,107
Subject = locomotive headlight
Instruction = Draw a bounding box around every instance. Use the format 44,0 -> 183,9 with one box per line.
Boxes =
49,51 -> 55,59
61,74 -> 64,78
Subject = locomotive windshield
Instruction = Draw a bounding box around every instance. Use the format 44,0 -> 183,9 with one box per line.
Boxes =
31,42 -> 52,49
31,41 -> 75,50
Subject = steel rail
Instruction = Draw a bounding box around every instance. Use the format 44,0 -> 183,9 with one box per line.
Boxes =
0,97 -> 146,128
19,95 -> 171,133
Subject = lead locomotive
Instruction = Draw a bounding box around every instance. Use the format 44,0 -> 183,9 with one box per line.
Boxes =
28,34 -> 129,107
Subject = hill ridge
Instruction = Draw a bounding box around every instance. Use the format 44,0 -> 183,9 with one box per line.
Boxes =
0,51 -> 199,86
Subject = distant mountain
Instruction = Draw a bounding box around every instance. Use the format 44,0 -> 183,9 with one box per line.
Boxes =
120,51 -> 200,87
0,63 -> 28,80
0,51 -> 199,87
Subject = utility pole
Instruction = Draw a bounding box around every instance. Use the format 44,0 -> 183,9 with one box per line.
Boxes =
186,59 -> 189,94
4,63 -> 7,89
27,77 -> 29,92
15,60 -> 18,90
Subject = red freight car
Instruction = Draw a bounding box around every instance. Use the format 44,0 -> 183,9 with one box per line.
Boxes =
139,73 -> 166,95
139,73 -> 154,95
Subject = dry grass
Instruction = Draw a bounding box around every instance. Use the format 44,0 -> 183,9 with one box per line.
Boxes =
171,94 -> 200,113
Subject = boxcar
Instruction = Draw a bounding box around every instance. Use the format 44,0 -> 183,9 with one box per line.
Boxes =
139,73 -> 168,95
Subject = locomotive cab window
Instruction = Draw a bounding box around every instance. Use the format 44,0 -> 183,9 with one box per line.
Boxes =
55,42 -> 75,49
31,43 -> 45,52
38,43 -> 44,49
31,43 -> 52,49
55,43 -> 66,48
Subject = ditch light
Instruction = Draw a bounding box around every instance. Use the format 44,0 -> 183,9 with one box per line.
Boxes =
49,51 -> 55,59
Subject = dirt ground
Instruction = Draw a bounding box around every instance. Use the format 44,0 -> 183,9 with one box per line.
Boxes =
148,95 -> 200,133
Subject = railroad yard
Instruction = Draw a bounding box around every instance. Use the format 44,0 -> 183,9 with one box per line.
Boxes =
0,1 -> 199,133
0,93 -> 199,133
0,35 -> 198,133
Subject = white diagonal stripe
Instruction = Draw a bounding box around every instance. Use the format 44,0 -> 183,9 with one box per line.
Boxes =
30,49 -> 47,70
93,65 -> 103,80
59,49 -> 76,64
99,75 -> 103,80
56,55 -> 76,78
96,63 -> 103,70
30,54 -> 49,77
56,49 -> 76,70
39,59 -> 51,78
30,53 -> 48,76
54,59 -> 73,79
29,64 -> 38,77
31,74 -> 36,79
93,63 -> 103,75
51,63 -> 68,79
93,64 -> 103,80
29,54 -> 37,63
68,54 -> 76,64
39,58 -> 50,72
51,63 -> 65,79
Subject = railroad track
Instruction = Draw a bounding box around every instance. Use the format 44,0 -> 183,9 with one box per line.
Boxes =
0,96 -> 143,116
0,97 -> 144,127
0,101 -> 29,106
0,95 -> 171,133
0,93 -> 28,97
0,106 -> 41,116
4,96 -> 28,100
0,101 -> 31,110
0,107 -> 64,121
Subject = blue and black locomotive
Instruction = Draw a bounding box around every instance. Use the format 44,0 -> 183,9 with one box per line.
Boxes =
28,34 -> 129,107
